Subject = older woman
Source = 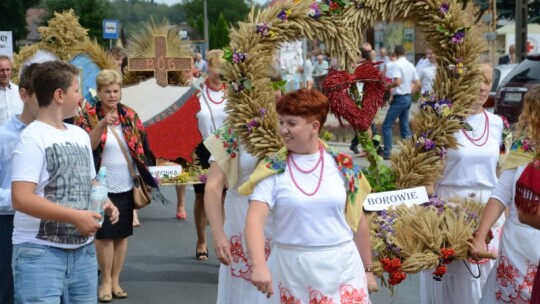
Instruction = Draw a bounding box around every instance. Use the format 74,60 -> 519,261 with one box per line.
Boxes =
420,63 -> 506,303
243,89 -> 375,303
471,85 -> 540,303
76,69 -> 157,302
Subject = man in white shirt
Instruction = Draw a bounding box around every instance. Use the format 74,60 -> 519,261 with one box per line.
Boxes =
417,48 -> 437,94
313,55 -> 329,77
382,45 -> 420,160
193,53 -> 208,77
0,56 -> 23,126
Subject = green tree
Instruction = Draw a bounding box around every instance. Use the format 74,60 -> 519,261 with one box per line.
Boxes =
0,0 -> 41,47
180,0 -> 249,25
210,13 -> 230,49
43,0 -> 110,44
180,0 -> 249,48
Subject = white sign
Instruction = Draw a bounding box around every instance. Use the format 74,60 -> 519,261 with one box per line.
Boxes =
363,186 -> 429,211
0,31 -> 13,58
148,165 -> 182,178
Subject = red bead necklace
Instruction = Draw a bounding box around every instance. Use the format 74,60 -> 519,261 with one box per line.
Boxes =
205,79 -> 225,104
287,142 -> 324,196
461,110 -> 490,147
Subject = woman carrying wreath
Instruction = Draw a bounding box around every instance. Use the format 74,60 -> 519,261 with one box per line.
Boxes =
242,89 -> 376,303
470,85 -> 540,303
202,86 -> 283,303
75,69 -> 158,302
420,62 -> 506,303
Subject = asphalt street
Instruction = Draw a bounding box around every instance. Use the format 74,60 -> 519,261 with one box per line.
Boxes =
120,148 -> 421,304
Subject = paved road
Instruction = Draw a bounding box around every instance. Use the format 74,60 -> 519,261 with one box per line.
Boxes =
120,147 -> 422,304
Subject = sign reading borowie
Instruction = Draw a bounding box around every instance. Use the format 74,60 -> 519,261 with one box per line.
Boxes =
363,186 -> 429,211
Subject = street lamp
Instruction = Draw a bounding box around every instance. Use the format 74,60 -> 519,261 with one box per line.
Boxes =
204,0 -> 209,54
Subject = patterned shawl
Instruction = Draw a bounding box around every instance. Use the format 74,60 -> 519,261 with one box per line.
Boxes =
75,100 -> 157,188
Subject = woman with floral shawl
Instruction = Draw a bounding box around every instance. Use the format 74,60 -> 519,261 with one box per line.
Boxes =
75,69 -> 157,302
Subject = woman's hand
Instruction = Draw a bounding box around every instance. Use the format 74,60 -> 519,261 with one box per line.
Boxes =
251,264 -> 273,299
103,199 -> 119,224
366,272 -> 379,293
469,233 -> 488,261
212,233 -> 233,266
98,107 -> 118,128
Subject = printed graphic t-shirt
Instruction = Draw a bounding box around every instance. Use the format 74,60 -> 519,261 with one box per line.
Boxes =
11,121 -> 96,249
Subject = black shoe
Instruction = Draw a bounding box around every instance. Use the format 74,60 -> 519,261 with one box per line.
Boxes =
350,145 -> 360,154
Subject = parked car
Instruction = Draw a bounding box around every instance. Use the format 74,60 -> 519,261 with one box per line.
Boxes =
484,63 -> 517,111
495,54 -> 540,123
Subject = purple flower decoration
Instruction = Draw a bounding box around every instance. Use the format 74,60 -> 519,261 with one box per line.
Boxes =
416,132 -> 436,151
277,9 -> 289,21
232,49 -> 247,64
439,3 -> 449,14
199,174 -> 207,183
246,119 -> 260,133
308,2 -> 321,19
259,108 -> 266,117
451,31 -> 465,44
439,146 -> 447,159
256,22 -> 271,36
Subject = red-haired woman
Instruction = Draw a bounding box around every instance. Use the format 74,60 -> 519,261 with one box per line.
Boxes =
242,89 -> 376,303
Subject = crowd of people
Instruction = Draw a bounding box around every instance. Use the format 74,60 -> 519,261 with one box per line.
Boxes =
0,37 -> 539,304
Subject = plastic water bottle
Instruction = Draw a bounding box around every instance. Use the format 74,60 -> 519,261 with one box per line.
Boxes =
90,167 -> 108,225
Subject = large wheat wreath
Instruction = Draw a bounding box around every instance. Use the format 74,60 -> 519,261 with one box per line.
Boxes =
222,0 -> 487,287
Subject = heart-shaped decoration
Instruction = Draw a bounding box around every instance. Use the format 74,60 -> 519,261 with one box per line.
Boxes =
323,61 -> 387,132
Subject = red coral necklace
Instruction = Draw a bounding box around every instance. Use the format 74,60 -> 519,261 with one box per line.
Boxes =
287,142 -> 324,196
462,110 -> 489,147
205,80 -> 225,104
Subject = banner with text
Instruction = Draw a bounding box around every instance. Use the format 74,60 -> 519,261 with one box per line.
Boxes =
364,186 -> 429,211
148,165 -> 182,178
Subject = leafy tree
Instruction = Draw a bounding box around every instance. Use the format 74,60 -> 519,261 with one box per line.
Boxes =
179,0 -> 249,48
459,0 -> 540,25
211,13 -> 230,49
0,0 -> 41,47
43,0 -> 110,44
180,0 -> 249,25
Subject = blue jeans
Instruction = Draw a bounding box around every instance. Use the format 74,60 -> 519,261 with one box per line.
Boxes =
382,94 -> 412,157
12,242 -> 97,304
0,215 -> 14,304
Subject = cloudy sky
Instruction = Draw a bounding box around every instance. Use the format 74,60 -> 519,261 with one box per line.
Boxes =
154,0 -> 268,5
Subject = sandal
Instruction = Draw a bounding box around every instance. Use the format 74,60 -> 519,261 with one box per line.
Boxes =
112,288 -> 128,299
176,212 -> 187,220
196,247 -> 209,261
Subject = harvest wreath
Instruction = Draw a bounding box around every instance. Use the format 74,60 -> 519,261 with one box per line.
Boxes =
221,0 -> 491,289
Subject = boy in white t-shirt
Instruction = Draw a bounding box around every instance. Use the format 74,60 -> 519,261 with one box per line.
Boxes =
11,60 -> 119,303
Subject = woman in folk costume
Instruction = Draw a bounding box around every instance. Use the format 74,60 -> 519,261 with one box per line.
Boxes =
420,62 -> 507,304
192,49 -> 228,260
242,89 -> 376,303
202,89 -> 283,303
203,124 -> 273,303
471,85 -> 540,303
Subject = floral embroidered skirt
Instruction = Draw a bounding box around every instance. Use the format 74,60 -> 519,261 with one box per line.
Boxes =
480,219 -> 540,304
258,240 -> 371,304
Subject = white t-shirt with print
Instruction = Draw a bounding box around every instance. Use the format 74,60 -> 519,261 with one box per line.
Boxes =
250,151 -> 352,247
196,83 -> 227,140
11,121 -> 96,249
